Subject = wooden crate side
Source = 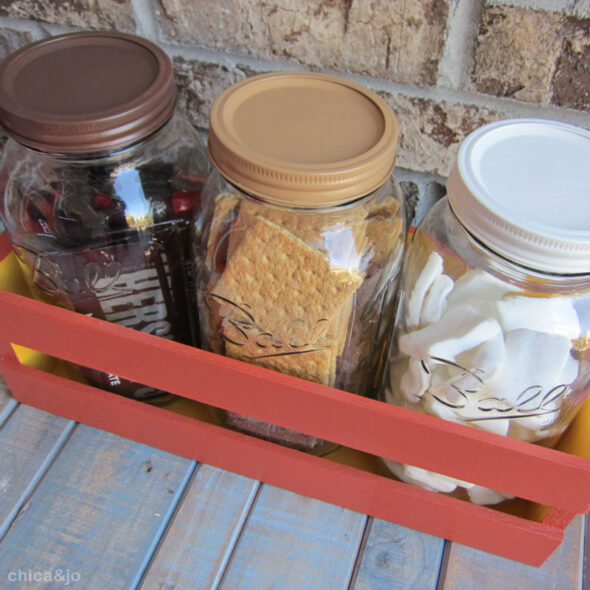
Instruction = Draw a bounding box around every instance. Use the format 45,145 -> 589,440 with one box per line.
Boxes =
0,287 -> 589,513
0,357 -> 566,567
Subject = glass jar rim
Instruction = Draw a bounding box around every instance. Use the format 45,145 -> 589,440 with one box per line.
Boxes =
447,118 -> 590,274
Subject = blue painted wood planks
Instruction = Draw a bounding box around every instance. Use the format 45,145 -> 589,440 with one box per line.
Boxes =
0,405 -> 73,542
0,374 -> 17,425
350,518 -> 445,589
440,515 -> 585,589
216,485 -> 367,589
139,465 -> 260,588
0,423 -> 193,589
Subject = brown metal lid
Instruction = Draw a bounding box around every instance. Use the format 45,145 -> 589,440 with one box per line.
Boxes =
0,31 -> 176,154
208,72 -> 399,207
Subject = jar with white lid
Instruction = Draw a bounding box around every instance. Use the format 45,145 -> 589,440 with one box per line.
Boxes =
380,118 -> 590,505
0,32 -> 209,401
194,72 -> 406,452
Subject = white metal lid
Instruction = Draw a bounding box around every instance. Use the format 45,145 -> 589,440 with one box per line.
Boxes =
446,118 -> 590,274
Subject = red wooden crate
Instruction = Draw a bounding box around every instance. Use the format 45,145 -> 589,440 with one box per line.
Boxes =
1,231 -> 589,566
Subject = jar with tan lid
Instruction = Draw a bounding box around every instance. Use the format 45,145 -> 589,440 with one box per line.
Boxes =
194,72 -> 406,451
0,32 -> 209,402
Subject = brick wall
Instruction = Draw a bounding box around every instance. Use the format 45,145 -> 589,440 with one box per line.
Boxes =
0,0 -> 588,222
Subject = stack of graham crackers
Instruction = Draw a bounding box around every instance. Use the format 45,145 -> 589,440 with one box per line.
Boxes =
202,191 -> 403,390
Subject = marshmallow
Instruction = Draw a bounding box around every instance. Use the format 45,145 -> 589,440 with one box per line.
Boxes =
496,296 -> 580,339
424,384 -> 511,437
574,297 -> 590,330
457,329 -> 505,381
420,273 -> 454,325
560,353 -> 580,385
387,260 -> 583,504
399,304 -> 502,362
406,251 -> 443,328
487,329 -> 573,407
507,421 -> 541,442
467,485 -> 513,506
468,416 -> 510,437
514,352 -> 578,432
446,269 -> 519,317
382,458 -> 473,493
399,358 -> 430,403
421,388 -> 465,424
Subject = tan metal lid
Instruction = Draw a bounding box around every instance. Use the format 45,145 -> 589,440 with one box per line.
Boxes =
0,31 -> 176,154
208,72 -> 399,206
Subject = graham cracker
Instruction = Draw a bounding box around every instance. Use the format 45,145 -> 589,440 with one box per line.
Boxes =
226,340 -> 336,386
204,192 -> 405,389
205,191 -> 240,271
211,215 -> 362,349
364,197 -> 403,266
230,198 -> 369,268
328,292 -> 355,356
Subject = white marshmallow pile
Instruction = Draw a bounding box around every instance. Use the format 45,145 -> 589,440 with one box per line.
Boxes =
384,252 -> 582,504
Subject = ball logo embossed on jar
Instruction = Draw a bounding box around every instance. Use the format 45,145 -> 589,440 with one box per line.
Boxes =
420,356 -> 570,425
206,292 -> 332,355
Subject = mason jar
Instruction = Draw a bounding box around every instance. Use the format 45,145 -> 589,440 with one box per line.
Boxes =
0,32 -> 209,401
380,119 -> 590,504
194,72 -> 406,451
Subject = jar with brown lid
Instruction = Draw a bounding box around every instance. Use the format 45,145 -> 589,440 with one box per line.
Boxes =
0,32 -> 209,401
194,72 -> 406,451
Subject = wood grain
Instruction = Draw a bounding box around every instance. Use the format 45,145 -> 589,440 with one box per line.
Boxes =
218,484 -> 367,589
0,405 -> 73,539
0,425 -> 193,589
440,514 -> 585,589
139,464 -> 259,589
0,373 -> 16,424
350,518 -> 445,590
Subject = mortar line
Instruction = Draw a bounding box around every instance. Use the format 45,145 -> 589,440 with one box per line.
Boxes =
437,0 -> 485,90
130,0 -> 160,41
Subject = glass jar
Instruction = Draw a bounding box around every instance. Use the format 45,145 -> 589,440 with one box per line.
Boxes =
0,32 -> 209,401
380,119 -> 590,504
194,72 -> 406,452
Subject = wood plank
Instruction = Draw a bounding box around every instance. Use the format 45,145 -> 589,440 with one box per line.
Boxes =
0,425 -> 193,589
440,514 -> 585,590
218,484 -> 367,590
0,372 -> 16,424
350,518 -> 445,590
0,373 -> 10,406
0,405 -> 73,539
138,464 -> 260,589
